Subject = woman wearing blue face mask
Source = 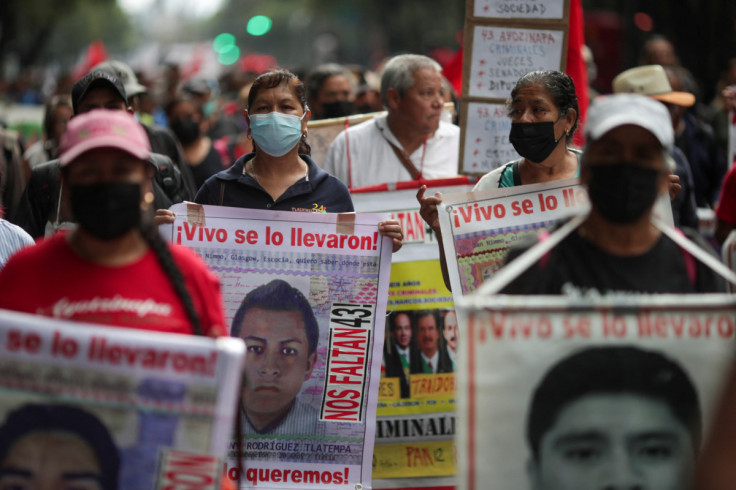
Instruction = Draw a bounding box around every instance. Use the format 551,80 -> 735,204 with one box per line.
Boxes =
155,69 -> 403,251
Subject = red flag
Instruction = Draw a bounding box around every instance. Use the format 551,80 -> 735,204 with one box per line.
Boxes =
72,40 -> 109,80
566,0 -> 589,147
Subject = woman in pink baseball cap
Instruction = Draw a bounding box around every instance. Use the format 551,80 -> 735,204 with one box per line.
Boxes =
0,109 -> 226,338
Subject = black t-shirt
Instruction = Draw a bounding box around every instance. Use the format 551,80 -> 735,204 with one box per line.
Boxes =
502,228 -> 727,295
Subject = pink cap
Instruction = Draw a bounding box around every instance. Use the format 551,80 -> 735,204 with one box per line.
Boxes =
59,109 -> 151,167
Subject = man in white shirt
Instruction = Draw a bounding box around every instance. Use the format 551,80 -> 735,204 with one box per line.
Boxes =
323,54 -> 460,189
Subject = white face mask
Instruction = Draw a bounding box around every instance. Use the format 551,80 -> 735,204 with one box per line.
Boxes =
248,112 -> 306,157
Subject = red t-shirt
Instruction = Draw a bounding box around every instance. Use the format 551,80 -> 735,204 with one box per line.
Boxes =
717,166 -> 736,226
0,234 -> 226,337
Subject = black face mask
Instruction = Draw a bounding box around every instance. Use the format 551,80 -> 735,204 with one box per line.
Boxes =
509,121 -> 563,163
70,183 -> 142,240
587,162 -> 661,224
322,100 -> 356,119
170,118 -> 200,144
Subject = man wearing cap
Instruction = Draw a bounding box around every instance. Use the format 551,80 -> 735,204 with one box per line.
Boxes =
12,66 -> 192,238
613,64 -> 726,211
612,64 -> 700,229
0,109 -> 225,336
501,93 -> 726,295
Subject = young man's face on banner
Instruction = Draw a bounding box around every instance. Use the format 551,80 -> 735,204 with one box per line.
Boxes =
528,393 -> 695,490
239,307 -> 317,424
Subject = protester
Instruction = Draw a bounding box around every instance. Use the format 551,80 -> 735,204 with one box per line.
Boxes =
0,217 -> 33,268
166,94 -> 226,190
12,68 -> 191,238
528,346 -> 700,490
305,63 -> 356,119
231,279 -> 321,436
417,70 -> 580,288
323,54 -> 460,188
500,94 -> 726,294
158,69 -> 403,251
22,95 -> 73,168
612,64 -> 699,228
0,110 -> 226,336
667,66 -> 727,209
91,60 -> 197,197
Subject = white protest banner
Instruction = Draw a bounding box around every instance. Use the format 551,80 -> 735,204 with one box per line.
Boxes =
438,178 -> 585,296
473,0 -> 566,20
0,308 -> 244,489
466,25 -> 566,100
161,204 -> 393,489
459,0 -> 570,174
437,179 -> 674,298
462,102 -> 520,174
455,293 -> 736,490
352,186 -> 468,490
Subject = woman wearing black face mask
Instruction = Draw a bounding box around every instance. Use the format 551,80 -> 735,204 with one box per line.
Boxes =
0,109 -> 227,337
167,96 -> 226,190
417,70 -> 579,290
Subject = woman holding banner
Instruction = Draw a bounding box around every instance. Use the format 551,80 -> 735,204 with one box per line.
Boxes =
417,70 -> 580,288
156,69 -> 404,252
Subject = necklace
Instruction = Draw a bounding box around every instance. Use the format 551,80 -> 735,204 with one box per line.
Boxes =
245,158 -> 310,184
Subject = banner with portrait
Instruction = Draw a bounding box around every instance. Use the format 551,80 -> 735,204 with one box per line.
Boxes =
455,293 -> 736,490
353,186 -> 469,488
161,203 -> 393,489
0,308 -> 244,490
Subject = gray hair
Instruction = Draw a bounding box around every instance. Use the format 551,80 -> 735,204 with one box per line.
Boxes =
380,54 -> 442,108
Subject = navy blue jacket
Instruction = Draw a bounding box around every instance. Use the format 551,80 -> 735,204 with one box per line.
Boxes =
195,153 -> 354,213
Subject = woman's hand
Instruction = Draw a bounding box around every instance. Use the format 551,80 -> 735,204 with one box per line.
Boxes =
154,209 -> 176,227
417,185 -> 442,233
379,219 -> 404,253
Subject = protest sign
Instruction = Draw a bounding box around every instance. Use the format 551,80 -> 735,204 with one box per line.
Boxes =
437,179 -> 675,298
459,0 -> 570,174
352,186 -> 466,489
0,308 -> 244,489
455,293 -> 736,490
161,203 -> 393,489
462,102 -> 520,174
472,0 -> 566,20
438,178 -> 584,296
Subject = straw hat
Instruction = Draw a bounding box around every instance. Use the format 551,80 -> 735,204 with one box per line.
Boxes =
612,65 -> 695,107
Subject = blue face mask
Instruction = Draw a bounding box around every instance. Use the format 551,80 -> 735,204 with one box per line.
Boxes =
249,111 -> 306,157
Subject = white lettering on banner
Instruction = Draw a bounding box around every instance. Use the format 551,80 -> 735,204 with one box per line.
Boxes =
320,303 -> 375,422
49,296 -> 172,319
156,449 -> 220,490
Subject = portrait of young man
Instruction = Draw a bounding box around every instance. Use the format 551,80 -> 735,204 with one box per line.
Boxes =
526,346 -> 700,490
231,279 -> 322,436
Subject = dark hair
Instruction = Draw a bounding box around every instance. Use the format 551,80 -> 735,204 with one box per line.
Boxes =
415,309 -> 438,327
305,63 -> 354,101
230,279 -> 319,354
527,345 -> 701,461
508,70 -> 579,142
164,94 -> 203,119
246,69 -> 311,155
0,404 -> 119,490
141,223 -> 204,336
43,95 -> 73,138
391,311 -> 413,332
